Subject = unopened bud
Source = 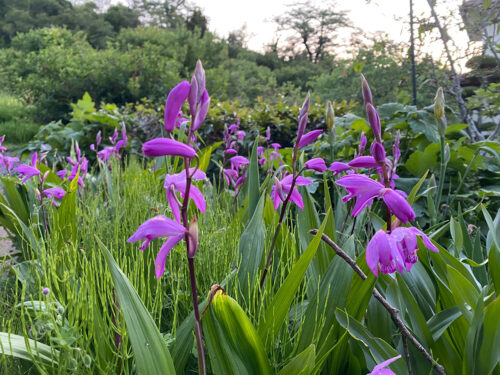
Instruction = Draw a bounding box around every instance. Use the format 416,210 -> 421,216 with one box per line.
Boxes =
194,60 -> 206,103
366,103 -> 381,141
188,75 -> 199,116
434,87 -> 445,121
299,92 -> 310,119
361,73 -> 373,107
371,142 -> 386,165
429,174 -> 437,189
297,93 -> 310,142
187,216 -> 199,258
274,177 -> 285,201
326,101 -> 335,131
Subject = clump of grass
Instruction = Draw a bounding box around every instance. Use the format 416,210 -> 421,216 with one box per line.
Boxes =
0,93 -> 40,145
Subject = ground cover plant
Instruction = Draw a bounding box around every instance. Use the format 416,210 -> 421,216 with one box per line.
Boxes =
0,60 -> 499,375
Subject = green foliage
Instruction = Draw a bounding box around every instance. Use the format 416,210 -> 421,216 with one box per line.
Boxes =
0,94 -> 38,144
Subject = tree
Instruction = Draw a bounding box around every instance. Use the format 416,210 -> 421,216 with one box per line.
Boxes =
185,7 -> 207,37
274,1 -> 350,63
104,5 -> 141,33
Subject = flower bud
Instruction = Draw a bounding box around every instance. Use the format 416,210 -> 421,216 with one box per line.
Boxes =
274,177 -> 285,201
371,142 -> 386,166
42,287 -> 50,295
361,73 -> 373,107
434,87 -> 445,121
366,103 -> 381,141
187,216 -> 199,258
194,60 -> 206,103
326,101 -> 335,131
188,75 -> 199,116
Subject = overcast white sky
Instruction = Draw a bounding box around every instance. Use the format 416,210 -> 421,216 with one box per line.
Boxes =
109,0 -> 476,70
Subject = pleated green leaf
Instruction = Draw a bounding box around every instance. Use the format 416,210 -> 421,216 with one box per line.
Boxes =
202,290 -> 272,375
277,344 -> 315,375
0,332 -> 58,366
97,237 -> 176,375
258,209 -> 330,348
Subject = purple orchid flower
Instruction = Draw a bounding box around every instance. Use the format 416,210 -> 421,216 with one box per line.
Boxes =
42,187 -> 66,206
335,174 -> 415,223
305,158 -> 327,172
164,168 -> 206,223
297,130 -> 322,149
270,174 -> 312,210
367,230 -> 405,276
228,124 -> 238,134
236,130 -> 245,141
14,153 -> 40,184
229,155 -> 249,171
224,148 -> 238,155
223,168 -> 238,186
257,146 -> 264,157
142,138 -> 196,159
2,156 -> 19,172
271,143 -> 281,151
265,126 -> 271,141
328,161 -> 350,175
367,355 -> 401,375
391,226 -> 439,271
349,156 -> 379,169
258,157 -> 267,166
109,129 -> 119,145
127,215 -> 186,278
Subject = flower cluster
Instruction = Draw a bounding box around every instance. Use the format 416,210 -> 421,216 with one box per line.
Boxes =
221,118 -> 249,196
57,141 -> 89,187
333,75 -> 438,276
90,124 -> 127,164
128,60 -> 209,278
0,136 -> 19,172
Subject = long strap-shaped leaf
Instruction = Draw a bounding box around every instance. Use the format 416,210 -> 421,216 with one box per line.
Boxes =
97,236 -> 176,375
0,332 -> 58,366
258,209 -> 331,348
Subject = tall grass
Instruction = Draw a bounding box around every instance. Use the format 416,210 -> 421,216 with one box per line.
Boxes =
0,93 -> 39,145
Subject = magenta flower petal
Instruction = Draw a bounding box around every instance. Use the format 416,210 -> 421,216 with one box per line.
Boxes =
271,143 -> 281,150
143,138 -> 196,158
294,176 -> 313,186
305,158 -> 327,172
14,164 -> 40,184
193,90 -> 210,130
127,215 -> 186,251
288,187 -> 304,209
165,81 -> 191,131
328,161 -> 350,175
166,187 -> 181,223
185,185 -> 206,214
225,148 -> 238,155
297,130 -> 322,149
368,355 -> 401,375
42,187 -> 66,200
366,230 -> 405,276
336,174 -> 384,216
229,155 -> 249,170
380,188 -> 415,224
349,156 -> 378,168
154,234 -> 184,278
228,124 -> 238,133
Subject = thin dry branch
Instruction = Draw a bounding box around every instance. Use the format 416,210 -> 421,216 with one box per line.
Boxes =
310,229 -> 446,375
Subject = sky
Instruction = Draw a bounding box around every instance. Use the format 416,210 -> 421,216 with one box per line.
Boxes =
109,0 -> 476,71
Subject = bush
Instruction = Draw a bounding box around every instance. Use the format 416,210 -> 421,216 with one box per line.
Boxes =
0,93 -> 39,144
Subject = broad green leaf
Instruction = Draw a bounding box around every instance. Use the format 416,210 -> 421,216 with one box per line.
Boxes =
478,296 -> 500,374
202,290 -> 272,375
335,309 -> 408,375
427,307 -> 462,342
0,332 -> 58,366
489,245 -> 500,295
258,209 -> 331,348
323,175 -> 336,242
297,187 -> 331,297
238,193 -> 266,301
193,141 -> 222,173
483,205 -> 500,253
172,269 -> 236,374
406,170 -> 428,205
405,144 -> 439,177
247,141 -> 260,220
277,344 -> 315,375
450,217 -> 463,255
395,274 -> 433,346
447,265 -> 480,323
97,237 -> 176,375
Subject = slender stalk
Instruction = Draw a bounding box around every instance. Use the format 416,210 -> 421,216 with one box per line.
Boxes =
259,172 -> 299,289
402,335 -> 413,375
310,230 -> 446,375
181,130 -> 206,375
39,179 -> 49,234
435,136 -> 446,214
